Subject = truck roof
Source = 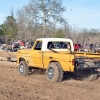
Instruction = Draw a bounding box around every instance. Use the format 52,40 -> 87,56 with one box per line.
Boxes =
37,38 -> 72,42
36,38 -> 74,52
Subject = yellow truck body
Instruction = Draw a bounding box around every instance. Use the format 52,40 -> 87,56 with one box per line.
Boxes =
17,38 -> 100,82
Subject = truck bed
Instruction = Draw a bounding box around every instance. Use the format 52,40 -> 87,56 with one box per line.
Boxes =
75,52 -> 100,59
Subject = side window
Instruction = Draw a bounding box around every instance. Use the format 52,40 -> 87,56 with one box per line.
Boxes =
47,41 -> 71,49
34,41 -> 42,50
47,42 -> 54,49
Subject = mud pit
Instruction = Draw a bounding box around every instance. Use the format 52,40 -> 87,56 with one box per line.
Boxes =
0,51 -> 100,100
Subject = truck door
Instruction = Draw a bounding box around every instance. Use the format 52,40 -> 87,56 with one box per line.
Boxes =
30,41 -> 43,68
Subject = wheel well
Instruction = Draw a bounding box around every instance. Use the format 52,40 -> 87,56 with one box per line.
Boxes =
49,60 -> 62,67
50,60 -> 58,63
19,58 -> 25,63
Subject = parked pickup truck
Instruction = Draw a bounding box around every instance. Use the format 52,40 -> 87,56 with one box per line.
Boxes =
17,38 -> 100,82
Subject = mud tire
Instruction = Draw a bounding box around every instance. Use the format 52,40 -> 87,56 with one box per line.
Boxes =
46,62 -> 63,82
83,62 -> 98,81
84,74 -> 98,81
19,61 -> 29,76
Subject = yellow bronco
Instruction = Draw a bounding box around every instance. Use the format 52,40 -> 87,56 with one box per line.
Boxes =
17,38 -> 100,82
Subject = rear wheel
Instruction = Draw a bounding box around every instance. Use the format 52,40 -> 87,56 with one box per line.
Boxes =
75,62 -> 98,81
84,74 -> 98,81
19,61 -> 29,76
83,62 -> 98,81
46,62 -> 63,82
84,62 -> 95,68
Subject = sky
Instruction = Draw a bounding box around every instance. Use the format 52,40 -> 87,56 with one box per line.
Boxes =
0,0 -> 100,29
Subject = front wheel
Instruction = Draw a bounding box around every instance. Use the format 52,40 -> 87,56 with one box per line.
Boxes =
19,61 -> 29,76
46,62 -> 63,82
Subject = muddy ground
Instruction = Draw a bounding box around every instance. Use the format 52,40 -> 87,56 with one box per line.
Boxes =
0,51 -> 100,100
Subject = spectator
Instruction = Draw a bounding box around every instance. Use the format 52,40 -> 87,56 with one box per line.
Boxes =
47,42 -> 54,49
20,40 -> 25,49
59,42 -> 65,48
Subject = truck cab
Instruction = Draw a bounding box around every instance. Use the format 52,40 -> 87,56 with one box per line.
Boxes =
17,38 -> 74,69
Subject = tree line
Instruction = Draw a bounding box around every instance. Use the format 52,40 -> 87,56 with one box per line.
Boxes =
0,0 -> 100,44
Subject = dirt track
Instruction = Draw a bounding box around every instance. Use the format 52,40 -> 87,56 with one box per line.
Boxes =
0,52 -> 100,100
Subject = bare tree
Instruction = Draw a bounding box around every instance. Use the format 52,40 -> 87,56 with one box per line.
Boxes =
22,0 -> 66,37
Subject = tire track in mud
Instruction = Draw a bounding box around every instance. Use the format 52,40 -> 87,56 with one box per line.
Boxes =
0,61 -> 100,100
